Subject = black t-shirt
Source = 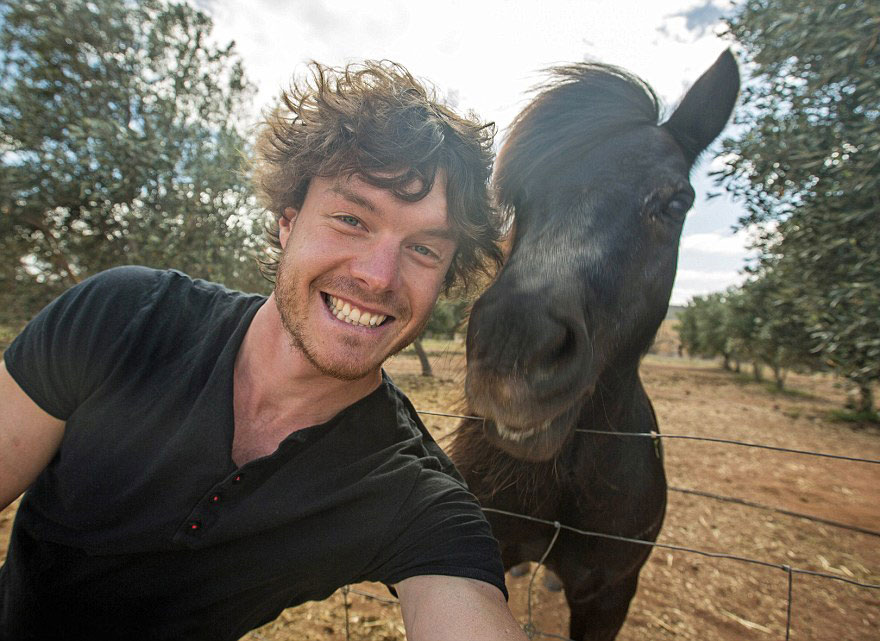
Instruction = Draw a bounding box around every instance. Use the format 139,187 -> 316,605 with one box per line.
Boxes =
0,266 -> 505,640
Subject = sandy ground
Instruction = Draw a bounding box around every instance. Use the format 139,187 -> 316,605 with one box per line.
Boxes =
1,343 -> 877,640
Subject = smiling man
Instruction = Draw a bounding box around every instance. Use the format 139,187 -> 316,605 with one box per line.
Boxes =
273,174 -> 454,384
0,61 -> 527,640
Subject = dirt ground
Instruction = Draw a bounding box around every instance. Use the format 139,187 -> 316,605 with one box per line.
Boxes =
1,342 -> 877,640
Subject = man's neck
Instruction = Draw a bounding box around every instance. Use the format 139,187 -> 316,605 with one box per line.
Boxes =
234,294 -> 382,435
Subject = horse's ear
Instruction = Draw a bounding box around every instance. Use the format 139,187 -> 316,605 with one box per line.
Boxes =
662,49 -> 740,165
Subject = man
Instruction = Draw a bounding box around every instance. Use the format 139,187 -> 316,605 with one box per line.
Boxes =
0,61 -> 527,640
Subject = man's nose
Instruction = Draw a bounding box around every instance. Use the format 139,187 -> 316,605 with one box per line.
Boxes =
349,239 -> 402,292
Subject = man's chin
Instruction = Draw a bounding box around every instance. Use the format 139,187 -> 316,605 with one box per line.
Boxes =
291,336 -> 380,382
307,354 -> 380,382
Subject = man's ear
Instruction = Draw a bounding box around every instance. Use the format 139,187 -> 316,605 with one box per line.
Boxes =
279,207 -> 298,249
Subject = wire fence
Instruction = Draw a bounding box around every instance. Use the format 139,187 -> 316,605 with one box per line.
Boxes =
327,409 -> 879,641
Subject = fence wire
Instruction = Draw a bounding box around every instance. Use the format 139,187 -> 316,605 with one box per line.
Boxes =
575,428 -> 880,465
329,408 -> 880,640
668,485 -> 880,538
481,507 -> 880,590
338,506 -> 878,641
416,410 -> 880,465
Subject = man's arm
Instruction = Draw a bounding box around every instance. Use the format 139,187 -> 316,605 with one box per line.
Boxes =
396,575 -> 528,641
0,361 -> 65,510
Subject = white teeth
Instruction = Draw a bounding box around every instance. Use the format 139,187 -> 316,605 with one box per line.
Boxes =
326,295 -> 387,327
494,419 -> 552,443
495,423 -> 538,443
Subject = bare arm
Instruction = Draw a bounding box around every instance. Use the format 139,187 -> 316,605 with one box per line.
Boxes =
396,575 -> 527,641
0,361 -> 65,510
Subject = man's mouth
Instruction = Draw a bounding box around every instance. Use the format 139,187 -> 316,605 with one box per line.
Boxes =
323,293 -> 391,328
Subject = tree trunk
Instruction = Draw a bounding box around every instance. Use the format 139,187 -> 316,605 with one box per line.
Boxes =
722,353 -> 731,371
856,381 -> 875,415
734,359 -> 741,373
773,365 -> 786,390
413,339 -> 433,377
752,361 -> 763,382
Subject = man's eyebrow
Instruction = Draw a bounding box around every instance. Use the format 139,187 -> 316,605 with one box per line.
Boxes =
419,227 -> 458,242
329,184 -> 377,213
329,182 -> 457,242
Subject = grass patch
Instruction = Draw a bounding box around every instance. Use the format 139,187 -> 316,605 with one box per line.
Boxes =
827,409 -> 880,425
731,372 -> 761,387
763,382 -> 815,399
641,354 -> 717,369
728,372 -> 818,400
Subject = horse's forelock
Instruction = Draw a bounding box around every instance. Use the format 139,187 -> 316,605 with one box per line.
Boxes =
494,63 -> 661,211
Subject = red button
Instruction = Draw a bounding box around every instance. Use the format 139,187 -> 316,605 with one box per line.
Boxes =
233,475 -> 242,483
211,495 -> 220,503
189,521 -> 201,531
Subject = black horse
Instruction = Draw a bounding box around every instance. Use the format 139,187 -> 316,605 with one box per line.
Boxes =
451,51 -> 740,640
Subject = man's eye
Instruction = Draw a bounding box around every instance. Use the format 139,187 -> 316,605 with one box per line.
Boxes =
412,245 -> 437,258
336,215 -> 361,227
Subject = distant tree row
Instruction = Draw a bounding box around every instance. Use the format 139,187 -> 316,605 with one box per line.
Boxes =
677,265 -> 876,416
683,0 -> 878,416
677,279 -> 821,388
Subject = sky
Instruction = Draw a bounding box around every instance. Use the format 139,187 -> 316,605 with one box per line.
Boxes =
197,0 -> 755,305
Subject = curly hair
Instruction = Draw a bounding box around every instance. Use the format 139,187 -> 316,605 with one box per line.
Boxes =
253,60 -> 504,293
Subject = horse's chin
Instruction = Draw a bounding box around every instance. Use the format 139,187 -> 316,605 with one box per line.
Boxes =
483,404 -> 580,462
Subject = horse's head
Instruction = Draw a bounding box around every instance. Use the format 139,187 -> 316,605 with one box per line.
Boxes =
465,51 -> 739,461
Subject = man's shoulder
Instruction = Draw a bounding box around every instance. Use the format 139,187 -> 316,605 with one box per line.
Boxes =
62,266 -> 191,318
26,265 -> 262,365
79,266 -> 263,320
70,264 -> 165,303
80,265 -> 225,299
82,264 -> 169,285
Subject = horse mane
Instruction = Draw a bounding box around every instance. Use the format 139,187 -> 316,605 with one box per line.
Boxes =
494,63 -> 661,211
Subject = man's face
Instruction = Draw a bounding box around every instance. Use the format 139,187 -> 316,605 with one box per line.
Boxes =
274,173 -> 456,381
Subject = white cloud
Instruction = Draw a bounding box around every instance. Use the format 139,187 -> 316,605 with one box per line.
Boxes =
201,0 -> 736,129
680,231 -> 754,257
674,228 -> 757,304
671,268 -> 747,305
675,268 -> 743,285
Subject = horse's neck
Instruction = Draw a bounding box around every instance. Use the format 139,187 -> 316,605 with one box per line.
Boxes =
579,361 -> 649,432
569,365 -> 662,489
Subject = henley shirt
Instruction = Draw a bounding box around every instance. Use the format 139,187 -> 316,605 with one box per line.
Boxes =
0,266 -> 505,640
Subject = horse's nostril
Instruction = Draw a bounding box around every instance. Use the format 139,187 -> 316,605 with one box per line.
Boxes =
537,319 -> 583,370
559,324 -> 579,357
468,289 -> 587,380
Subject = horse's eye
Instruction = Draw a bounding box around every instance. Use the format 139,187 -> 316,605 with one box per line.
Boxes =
664,191 -> 694,219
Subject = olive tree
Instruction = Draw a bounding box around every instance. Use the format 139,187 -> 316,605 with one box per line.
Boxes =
0,0 -> 266,325
717,0 -> 879,412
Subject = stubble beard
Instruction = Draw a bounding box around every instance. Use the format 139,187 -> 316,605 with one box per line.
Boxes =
274,268 -> 428,382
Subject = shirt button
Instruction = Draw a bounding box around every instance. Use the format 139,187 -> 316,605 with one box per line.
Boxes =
189,521 -> 202,531
233,474 -> 242,483
211,495 -> 221,503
